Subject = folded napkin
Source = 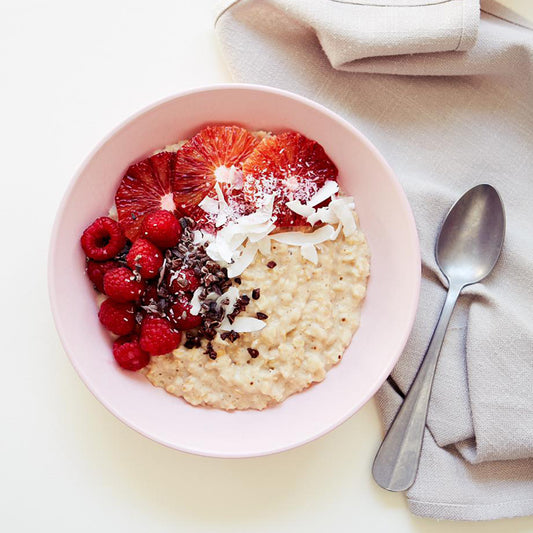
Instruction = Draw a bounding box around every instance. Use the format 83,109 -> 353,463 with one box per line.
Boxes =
215,0 -> 533,521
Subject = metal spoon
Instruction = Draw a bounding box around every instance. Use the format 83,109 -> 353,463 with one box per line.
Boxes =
372,184 -> 505,492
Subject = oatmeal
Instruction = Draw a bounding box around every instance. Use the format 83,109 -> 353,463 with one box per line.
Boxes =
144,225 -> 369,410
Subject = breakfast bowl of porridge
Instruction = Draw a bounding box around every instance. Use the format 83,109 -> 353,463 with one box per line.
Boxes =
49,85 -> 420,457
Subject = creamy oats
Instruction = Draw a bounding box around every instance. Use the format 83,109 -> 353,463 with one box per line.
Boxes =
143,223 -> 370,410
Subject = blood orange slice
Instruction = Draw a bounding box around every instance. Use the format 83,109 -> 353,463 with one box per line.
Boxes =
115,151 -> 179,241
241,132 -> 338,228
172,125 -> 259,223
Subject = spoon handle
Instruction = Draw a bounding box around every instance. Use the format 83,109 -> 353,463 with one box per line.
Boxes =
372,282 -> 463,492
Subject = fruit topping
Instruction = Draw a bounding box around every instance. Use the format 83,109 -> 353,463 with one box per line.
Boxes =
168,295 -> 203,330
241,132 -> 338,227
140,209 -> 182,249
98,299 -> 136,336
167,268 -> 200,294
140,283 -> 159,307
82,126 -> 353,372
115,151 -> 179,241
102,267 -> 145,302
139,316 -> 181,355
86,260 -> 120,292
126,238 -> 163,279
172,125 -> 259,220
113,335 -> 150,371
81,217 -> 126,260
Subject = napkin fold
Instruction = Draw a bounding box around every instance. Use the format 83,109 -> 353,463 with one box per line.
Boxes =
215,0 -> 533,521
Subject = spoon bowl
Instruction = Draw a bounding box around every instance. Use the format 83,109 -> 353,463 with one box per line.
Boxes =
437,184 -> 505,286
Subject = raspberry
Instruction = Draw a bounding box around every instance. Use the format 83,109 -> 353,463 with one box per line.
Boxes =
140,210 -> 182,249
86,260 -> 119,292
168,295 -> 203,330
126,238 -> 163,279
98,298 -> 136,335
81,217 -> 126,260
103,267 -> 145,302
139,316 -> 181,355
140,283 -> 159,306
167,268 -> 200,294
113,335 -> 150,371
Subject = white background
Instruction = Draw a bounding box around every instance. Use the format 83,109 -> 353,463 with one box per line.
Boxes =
2,1 -> 532,532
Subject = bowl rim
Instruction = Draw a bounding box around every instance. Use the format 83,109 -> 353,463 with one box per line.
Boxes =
48,83 -> 421,458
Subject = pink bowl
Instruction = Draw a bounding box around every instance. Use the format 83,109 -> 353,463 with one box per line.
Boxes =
49,84 -> 420,458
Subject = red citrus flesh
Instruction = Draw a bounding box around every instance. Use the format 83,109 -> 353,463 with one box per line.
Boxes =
172,125 -> 259,224
241,132 -> 338,227
115,151 -> 180,240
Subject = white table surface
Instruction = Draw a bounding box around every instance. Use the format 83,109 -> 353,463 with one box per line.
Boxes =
2,1 -> 532,531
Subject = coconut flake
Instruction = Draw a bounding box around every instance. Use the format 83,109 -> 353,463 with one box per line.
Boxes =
301,244 -> 318,264
318,206 -> 339,224
219,316 -> 267,333
193,230 -> 211,245
190,288 -> 203,316
237,194 -> 275,226
247,222 -> 277,243
214,232 -> 235,263
257,237 -> 271,255
234,219 -> 275,237
227,231 -> 248,251
286,200 -> 314,218
216,211 -> 228,228
198,195 -> 219,214
306,180 -> 339,207
216,286 -> 240,315
330,198 -> 357,236
271,225 -> 335,246
216,223 -> 243,248
157,257 -> 167,287
205,241 -> 225,263
204,291 -> 220,302
330,223 -> 343,240
202,194 -> 277,269
214,183 -> 230,227
227,243 -> 259,278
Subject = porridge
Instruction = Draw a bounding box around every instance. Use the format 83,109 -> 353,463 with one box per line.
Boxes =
145,227 -> 369,410
79,125 -> 370,410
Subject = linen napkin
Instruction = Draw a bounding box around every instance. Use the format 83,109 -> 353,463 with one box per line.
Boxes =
215,0 -> 533,521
